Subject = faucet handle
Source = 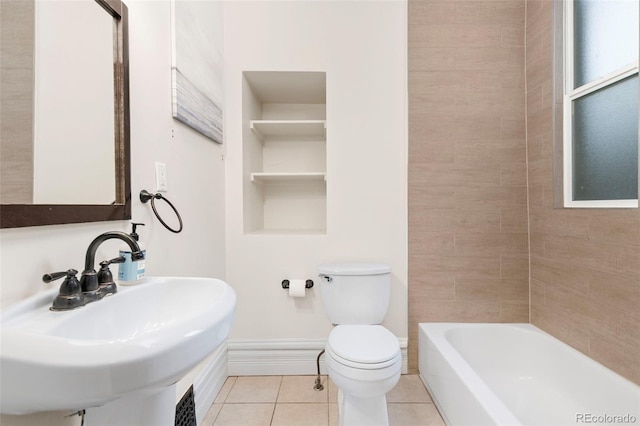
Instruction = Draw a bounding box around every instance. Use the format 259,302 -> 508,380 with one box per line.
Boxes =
42,269 -> 86,311
43,269 -> 78,283
98,256 -> 125,283
97,256 -> 124,297
100,256 -> 126,267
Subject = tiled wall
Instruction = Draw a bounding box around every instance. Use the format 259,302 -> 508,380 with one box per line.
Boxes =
409,0 -> 640,384
0,1 -> 34,204
526,0 -> 640,385
407,0 -> 529,372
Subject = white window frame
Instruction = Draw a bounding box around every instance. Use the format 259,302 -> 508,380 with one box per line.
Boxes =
562,0 -> 639,208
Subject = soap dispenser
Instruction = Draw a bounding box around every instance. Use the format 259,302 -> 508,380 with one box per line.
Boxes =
117,222 -> 146,285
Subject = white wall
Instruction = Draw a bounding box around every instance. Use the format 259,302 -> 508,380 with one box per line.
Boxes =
0,0 -> 408,422
0,0 -> 226,424
224,1 -> 408,345
33,0 -> 115,204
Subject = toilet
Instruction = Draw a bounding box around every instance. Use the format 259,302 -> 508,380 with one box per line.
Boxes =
318,263 -> 401,426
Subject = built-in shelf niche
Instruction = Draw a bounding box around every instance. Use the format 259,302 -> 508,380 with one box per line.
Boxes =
243,71 -> 327,234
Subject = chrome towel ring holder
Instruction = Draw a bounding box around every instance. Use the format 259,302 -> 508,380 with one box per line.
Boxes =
139,190 -> 183,233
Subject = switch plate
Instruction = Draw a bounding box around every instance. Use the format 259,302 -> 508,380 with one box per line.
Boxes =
155,162 -> 168,192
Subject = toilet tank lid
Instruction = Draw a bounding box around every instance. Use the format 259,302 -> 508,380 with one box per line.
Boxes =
318,263 -> 391,276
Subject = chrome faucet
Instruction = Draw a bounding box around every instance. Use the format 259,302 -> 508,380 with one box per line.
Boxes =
80,231 -> 145,302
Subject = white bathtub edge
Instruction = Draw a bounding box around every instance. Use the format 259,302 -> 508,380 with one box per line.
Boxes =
418,322 -> 640,426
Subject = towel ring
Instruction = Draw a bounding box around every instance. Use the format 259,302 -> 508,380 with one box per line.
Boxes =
139,190 -> 183,233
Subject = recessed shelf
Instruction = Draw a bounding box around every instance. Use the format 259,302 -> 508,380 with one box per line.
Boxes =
250,120 -> 326,139
243,71 -> 327,234
250,172 -> 327,183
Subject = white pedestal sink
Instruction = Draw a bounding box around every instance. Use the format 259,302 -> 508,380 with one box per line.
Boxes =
0,277 -> 236,425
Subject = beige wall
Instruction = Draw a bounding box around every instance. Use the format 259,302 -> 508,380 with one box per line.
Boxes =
407,0 -> 529,372
0,1 -> 34,204
526,0 -> 640,385
408,0 -> 640,384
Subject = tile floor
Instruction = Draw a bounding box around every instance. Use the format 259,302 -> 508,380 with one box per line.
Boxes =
201,374 -> 445,426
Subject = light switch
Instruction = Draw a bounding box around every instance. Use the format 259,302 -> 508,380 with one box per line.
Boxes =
155,162 -> 168,192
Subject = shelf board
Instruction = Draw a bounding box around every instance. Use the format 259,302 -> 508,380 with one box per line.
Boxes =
250,120 -> 326,139
247,228 -> 326,236
250,172 -> 327,183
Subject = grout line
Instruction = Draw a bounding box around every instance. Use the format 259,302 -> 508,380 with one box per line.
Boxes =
269,376 -> 283,425
523,0 -> 533,325
275,375 -> 283,404
272,402 -> 331,405
222,402 -> 280,404
327,401 -> 330,426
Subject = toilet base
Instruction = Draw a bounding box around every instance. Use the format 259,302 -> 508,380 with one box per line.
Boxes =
338,389 -> 390,426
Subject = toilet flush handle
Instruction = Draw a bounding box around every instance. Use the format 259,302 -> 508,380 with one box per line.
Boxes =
319,274 -> 333,283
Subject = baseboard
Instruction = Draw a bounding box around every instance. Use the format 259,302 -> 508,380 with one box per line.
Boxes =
227,338 -> 408,376
193,343 -> 228,424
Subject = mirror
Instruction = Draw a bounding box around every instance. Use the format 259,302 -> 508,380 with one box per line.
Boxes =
0,0 -> 131,228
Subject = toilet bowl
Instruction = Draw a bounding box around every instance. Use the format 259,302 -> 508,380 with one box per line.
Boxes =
325,325 -> 401,426
318,263 -> 400,426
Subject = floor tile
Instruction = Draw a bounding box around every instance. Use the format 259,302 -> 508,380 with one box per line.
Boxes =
327,378 -> 338,403
206,374 -> 445,426
201,403 -> 222,426
212,403 -> 274,426
225,376 -> 282,403
329,403 -> 338,426
277,375 -> 328,403
214,376 -> 237,404
271,403 -> 329,426
386,374 -> 433,403
388,403 -> 445,426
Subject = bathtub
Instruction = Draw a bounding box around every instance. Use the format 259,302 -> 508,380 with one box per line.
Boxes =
419,323 -> 640,426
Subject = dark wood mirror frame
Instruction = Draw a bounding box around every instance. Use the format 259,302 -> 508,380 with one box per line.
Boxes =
0,0 -> 131,229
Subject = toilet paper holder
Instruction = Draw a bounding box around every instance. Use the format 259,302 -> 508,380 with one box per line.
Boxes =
281,279 -> 314,289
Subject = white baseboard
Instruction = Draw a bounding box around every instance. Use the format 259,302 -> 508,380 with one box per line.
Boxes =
227,338 -> 408,376
227,339 -> 327,376
193,343 -> 228,424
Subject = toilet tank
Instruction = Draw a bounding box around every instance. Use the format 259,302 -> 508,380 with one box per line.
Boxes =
318,263 -> 392,325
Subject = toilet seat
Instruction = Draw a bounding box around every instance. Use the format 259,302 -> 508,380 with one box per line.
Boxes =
326,346 -> 401,372
327,325 -> 400,370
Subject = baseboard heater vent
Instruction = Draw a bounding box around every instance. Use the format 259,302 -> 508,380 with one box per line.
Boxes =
175,385 -> 196,426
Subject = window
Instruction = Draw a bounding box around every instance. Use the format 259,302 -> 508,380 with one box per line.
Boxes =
562,0 -> 639,208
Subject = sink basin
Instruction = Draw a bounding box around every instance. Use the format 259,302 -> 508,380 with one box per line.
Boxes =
0,276 -> 236,416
